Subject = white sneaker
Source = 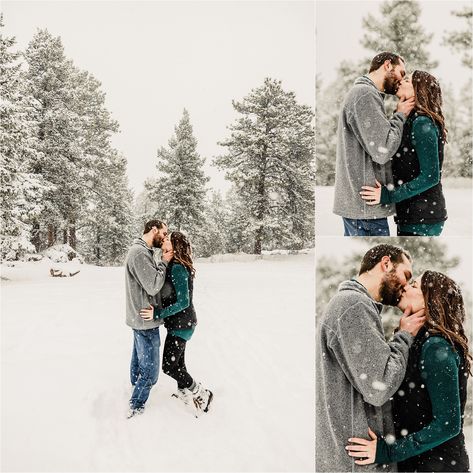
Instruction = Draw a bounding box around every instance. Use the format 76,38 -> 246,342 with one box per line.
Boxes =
190,382 -> 213,413
126,406 -> 145,419
172,387 -> 192,406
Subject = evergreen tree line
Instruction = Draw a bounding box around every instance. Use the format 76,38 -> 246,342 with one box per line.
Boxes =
0,16 -> 135,265
316,0 -> 473,186
137,81 -> 315,257
1,16 -> 315,262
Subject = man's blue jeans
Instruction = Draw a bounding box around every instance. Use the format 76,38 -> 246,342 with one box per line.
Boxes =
342,217 -> 390,236
130,326 -> 161,410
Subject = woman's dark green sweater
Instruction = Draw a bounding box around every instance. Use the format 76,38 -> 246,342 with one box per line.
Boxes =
375,336 -> 462,464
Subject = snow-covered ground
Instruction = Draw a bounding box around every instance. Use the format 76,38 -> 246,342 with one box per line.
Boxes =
1,253 -> 315,472
316,185 -> 472,236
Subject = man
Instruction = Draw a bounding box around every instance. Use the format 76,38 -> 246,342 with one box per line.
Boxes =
125,219 -> 173,418
333,52 -> 416,236
316,244 -> 426,472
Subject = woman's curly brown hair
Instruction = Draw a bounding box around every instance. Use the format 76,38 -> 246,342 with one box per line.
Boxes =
170,231 -> 195,278
412,70 -> 448,143
421,270 -> 472,375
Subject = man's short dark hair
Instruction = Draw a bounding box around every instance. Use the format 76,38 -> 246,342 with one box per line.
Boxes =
369,52 -> 405,73
143,219 -> 166,234
359,244 -> 411,275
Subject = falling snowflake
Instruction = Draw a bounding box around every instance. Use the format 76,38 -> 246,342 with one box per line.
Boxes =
372,381 -> 387,391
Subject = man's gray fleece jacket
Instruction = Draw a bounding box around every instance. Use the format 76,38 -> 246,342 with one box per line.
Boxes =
333,76 -> 406,219
125,238 -> 167,330
316,280 -> 414,472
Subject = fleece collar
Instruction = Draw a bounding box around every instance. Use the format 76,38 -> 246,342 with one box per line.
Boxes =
338,278 -> 384,314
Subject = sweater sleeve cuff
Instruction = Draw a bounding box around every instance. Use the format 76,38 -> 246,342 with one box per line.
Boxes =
380,186 -> 391,204
375,438 -> 391,465
395,329 -> 414,346
153,307 -> 160,320
393,111 -> 407,122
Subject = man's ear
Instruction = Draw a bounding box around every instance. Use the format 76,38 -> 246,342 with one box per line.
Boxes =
380,255 -> 391,272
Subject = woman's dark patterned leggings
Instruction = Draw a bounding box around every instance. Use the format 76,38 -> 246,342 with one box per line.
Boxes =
162,334 -> 194,390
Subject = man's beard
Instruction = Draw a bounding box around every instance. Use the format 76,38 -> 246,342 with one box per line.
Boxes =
383,71 -> 400,95
379,270 -> 404,306
152,234 -> 163,248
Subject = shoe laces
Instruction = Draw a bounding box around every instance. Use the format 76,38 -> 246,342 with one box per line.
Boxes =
193,391 -> 207,410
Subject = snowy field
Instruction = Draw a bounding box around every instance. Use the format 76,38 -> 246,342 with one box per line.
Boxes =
1,252 -> 315,472
316,185 -> 472,236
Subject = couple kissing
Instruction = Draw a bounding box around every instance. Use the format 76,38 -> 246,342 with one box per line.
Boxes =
124,219 -> 213,419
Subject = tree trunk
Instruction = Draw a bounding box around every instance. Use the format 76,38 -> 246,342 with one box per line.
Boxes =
253,144 -> 267,255
63,228 -> 68,244
253,227 -> 262,255
69,225 -> 77,249
47,225 -> 56,247
31,222 -> 41,252
96,234 -> 101,263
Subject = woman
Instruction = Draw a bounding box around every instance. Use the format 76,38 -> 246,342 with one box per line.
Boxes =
360,71 -> 448,236
346,271 -> 471,471
140,231 -> 213,415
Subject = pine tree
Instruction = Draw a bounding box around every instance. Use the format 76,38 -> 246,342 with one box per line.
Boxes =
441,84 -> 462,178
23,29 -> 85,250
78,151 -> 135,265
443,5 -> 472,69
443,6 -> 472,178
215,78 -> 314,254
23,29 -> 122,253
71,68 -> 120,249
134,185 -> 160,233
146,109 -> 209,240
361,0 -> 438,71
224,186 -> 254,254
456,79 -> 472,178
0,15 -> 50,259
197,191 -> 230,257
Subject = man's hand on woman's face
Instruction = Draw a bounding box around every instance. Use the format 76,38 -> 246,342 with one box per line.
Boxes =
399,305 -> 426,336
161,239 -> 174,262
396,96 -> 415,117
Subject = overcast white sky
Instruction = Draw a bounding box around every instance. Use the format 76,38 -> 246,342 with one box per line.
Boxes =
316,0 -> 472,90
2,0 -> 315,194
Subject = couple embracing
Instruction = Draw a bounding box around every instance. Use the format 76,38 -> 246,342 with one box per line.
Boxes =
334,52 -> 448,236
316,244 -> 471,472
124,219 -> 212,419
